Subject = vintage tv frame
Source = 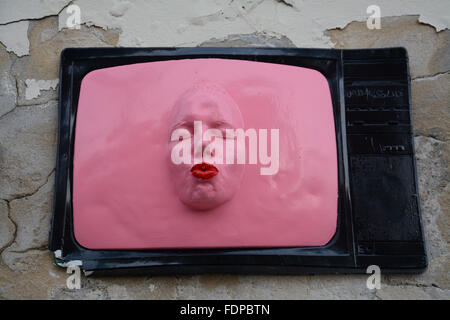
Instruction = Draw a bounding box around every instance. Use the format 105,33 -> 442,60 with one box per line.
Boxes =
49,47 -> 426,275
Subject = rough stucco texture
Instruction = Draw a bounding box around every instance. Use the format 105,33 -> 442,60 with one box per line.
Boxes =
0,0 -> 449,300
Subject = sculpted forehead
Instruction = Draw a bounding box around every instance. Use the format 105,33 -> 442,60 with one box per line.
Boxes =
169,84 -> 243,128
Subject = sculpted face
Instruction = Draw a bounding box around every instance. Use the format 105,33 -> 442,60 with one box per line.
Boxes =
167,83 -> 245,210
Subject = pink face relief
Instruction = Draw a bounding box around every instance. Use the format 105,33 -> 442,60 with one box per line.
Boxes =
73,58 -> 338,250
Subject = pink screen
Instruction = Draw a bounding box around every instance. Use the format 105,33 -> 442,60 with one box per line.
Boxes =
73,58 -> 338,250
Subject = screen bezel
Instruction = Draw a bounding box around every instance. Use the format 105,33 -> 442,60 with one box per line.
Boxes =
50,47 -> 358,274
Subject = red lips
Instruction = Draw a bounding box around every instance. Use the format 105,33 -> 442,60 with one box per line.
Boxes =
191,162 -> 219,179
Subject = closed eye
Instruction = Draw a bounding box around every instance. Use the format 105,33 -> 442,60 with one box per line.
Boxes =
169,127 -> 192,142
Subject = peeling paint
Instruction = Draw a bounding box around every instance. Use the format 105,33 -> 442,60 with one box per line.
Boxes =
0,0 -> 448,56
0,21 -> 29,56
56,0 -> 449,49
199,31 -> 296,47
25,79 -> 59,100
0,0 -> 71,25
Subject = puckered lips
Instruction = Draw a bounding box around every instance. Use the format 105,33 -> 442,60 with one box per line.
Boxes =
191,162 -> 219,179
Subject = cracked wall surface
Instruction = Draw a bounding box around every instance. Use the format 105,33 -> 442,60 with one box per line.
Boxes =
0,1 -> 449,300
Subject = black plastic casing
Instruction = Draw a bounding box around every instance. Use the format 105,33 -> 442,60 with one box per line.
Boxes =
49,47 -> 426,275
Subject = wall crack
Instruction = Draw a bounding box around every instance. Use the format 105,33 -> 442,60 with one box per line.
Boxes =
5,168 -> 55,203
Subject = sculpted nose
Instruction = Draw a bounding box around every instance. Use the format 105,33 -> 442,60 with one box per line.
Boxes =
201,136 -> 209,151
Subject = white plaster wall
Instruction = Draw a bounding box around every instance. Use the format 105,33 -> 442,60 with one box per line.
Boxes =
1,0 -> 449,56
